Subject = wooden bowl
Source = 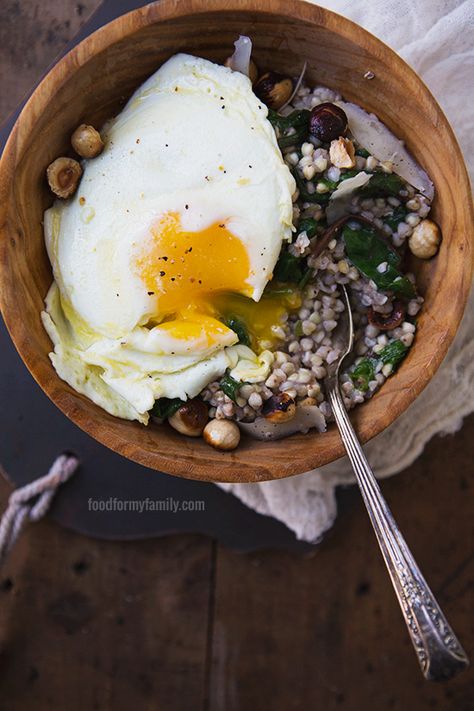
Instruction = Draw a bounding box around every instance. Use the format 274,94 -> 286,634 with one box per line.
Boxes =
0,0 -> 472,482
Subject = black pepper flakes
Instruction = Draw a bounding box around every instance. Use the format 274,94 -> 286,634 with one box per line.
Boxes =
147,291 -> 155,295
159,271 -> 165,276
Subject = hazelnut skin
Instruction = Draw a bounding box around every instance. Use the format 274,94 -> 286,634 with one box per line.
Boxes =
203,419 -> 241,451
309,102 -> 348,143
262,393 -> 296,423
46,157 -> 82,199
71,124 -> 104,158
408,219 -> 441,259
254,72 -> 293,110
329,137 -> 356,169
168,399 -> 208,437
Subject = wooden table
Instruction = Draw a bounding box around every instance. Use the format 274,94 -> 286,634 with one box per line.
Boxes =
0,2 -> 472,708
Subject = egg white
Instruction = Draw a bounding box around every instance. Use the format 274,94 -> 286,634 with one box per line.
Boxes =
42,53 -> 295,423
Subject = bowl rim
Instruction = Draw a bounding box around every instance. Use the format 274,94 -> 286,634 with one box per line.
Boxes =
0,0 -> 473,482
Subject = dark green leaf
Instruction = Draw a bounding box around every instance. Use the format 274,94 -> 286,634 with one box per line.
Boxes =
278,126 -> 309,149
317,177 -> 338,191
350,358 -> 376,392
267,108 -> 311,131
151,397 -> 184,420
378,339 -> 409,369
339,169 -> 360,182
292,168 -> 330,205
358,171 -> 404,198
225,317 -> 251,346
355,147 -> 370,158
268,109 -> 311,150
273,250 -> 305,283
342,222 -> 416,298
297,217 -> 318,238
298,267 -> 314,289
220,371 -> 242,403
383,205 -> 407,231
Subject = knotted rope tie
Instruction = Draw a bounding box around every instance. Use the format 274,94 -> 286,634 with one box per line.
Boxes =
0,453 -> 79,567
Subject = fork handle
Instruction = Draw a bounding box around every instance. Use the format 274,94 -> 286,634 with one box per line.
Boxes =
328,385 -> 469,681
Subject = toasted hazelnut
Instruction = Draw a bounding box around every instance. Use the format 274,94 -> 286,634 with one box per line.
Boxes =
168,399 -> 208,437
254,71 -> 293,110
408,219 -> 441,259
203,419 -> 240,451
329,137 -> 356,169
46,157 -> 82,199
225,57 -> 259,85
71,123 -> 104,158
309,102 -> 348,143
262,393 -> 296,423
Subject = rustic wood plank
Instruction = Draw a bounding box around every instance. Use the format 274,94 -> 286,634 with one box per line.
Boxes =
0,473 -> 213,711
210,415 -> 474,710
0,0 -> 100,121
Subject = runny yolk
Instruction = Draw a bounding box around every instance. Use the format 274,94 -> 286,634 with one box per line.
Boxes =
136,212 -> 252,315
135,212 -> 301,350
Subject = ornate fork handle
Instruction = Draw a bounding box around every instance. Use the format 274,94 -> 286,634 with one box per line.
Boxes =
328,384 -> 469,681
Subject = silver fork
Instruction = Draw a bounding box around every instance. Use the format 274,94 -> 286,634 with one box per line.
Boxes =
325,285 -> 469,681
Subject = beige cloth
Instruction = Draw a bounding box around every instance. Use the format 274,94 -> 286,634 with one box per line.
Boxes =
218,0 -> 474,542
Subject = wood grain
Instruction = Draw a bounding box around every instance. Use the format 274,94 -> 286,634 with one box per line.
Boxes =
0,0 -> 472,482
0,0 -> 98,119
0,418 -> 472,711
0,472 -> 213,711
209,420 -> 474,710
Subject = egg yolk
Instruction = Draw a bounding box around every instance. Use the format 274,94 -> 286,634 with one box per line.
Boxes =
135,212 -> 301,350
136,212 -> 252,313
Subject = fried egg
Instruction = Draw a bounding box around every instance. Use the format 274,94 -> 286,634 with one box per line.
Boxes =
42,53 -> 295,423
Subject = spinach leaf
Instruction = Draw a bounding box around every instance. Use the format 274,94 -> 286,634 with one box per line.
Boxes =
297,217 -> 318,238
273,250 -> 305,283
298,267 -> 314,290
151,397 -> 184,420
267,108 -> 310,131
225,317 -> 251,346
220,371 -> 243,403
292,168 -> 330,205
267,109 -> 311,150
358,171 -> 404,198
355,147 -> 370,158
317,177 -> 338,191
338,169 -> 360,182
383,205 -> 407,232
278,126 -> 309,149
378,339 -> 409,369
342,222 -> 415,298
294,320 -> 304,337
350,358 -> 376,392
